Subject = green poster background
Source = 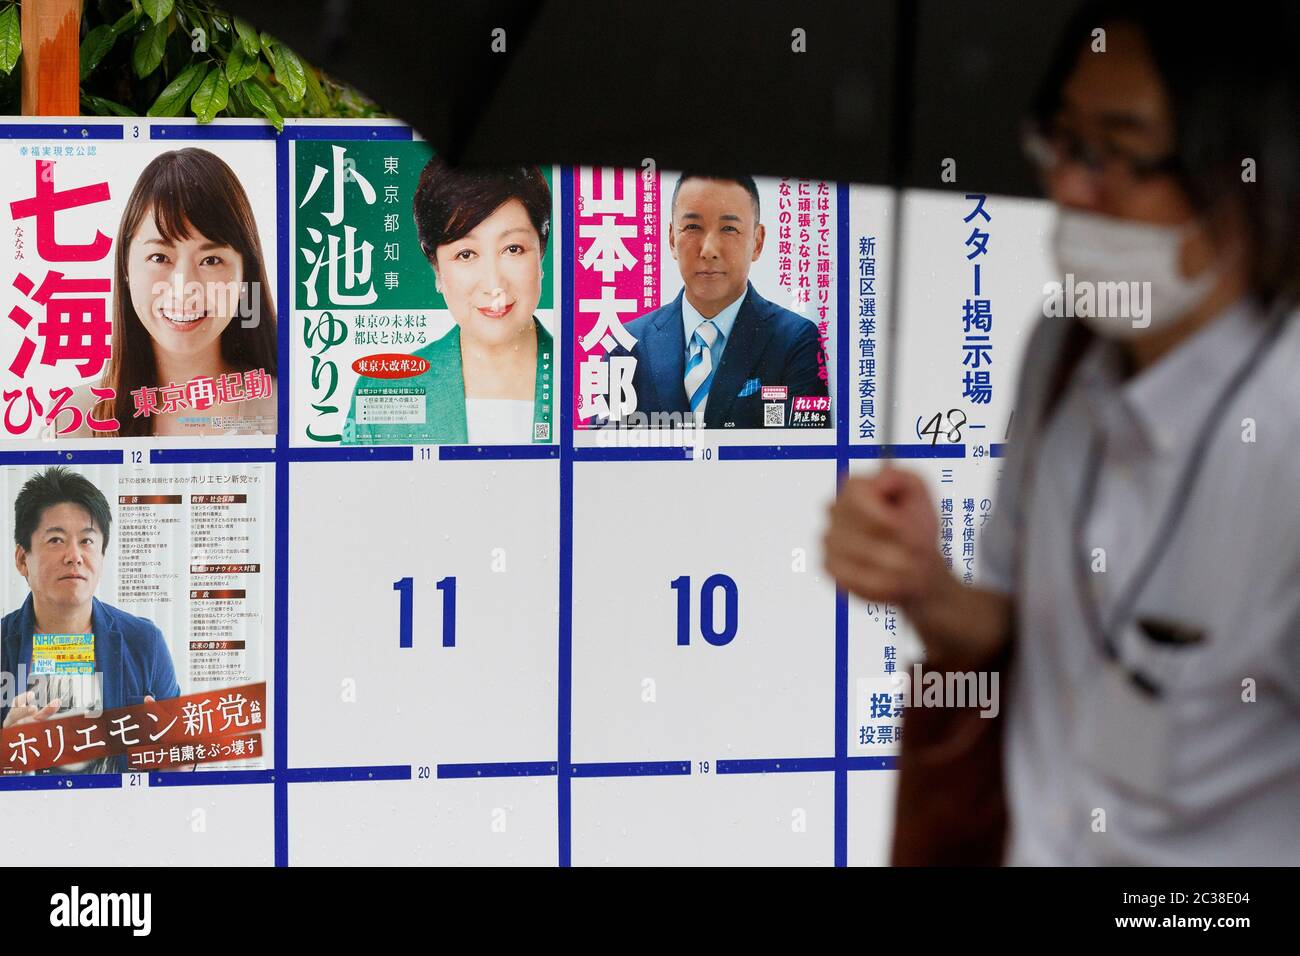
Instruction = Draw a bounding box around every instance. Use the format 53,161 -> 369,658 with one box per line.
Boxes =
293,140 -> 555,312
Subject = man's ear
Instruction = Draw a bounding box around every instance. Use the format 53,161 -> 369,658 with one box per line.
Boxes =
751,222 -> 766,262
667,221 -> 679,260
14,544 -> 27,579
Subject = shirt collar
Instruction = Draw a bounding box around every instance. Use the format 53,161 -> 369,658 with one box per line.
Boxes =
681,285 -> 748,351
1076,297 -> 1267,457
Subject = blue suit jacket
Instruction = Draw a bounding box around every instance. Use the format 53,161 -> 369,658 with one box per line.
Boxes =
1,594 -> 180,738
613,281 -> 829,428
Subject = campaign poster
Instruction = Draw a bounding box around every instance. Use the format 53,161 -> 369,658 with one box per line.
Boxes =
291,138 -> 559,447
574,168 -> 835,439
0,120 -> 278,441
0,462 -> 270,775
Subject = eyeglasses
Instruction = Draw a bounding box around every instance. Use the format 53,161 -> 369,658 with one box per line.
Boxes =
1021,118 -> 1183,190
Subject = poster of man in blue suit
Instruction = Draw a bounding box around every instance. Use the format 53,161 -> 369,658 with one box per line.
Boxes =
610,173 -> 830,429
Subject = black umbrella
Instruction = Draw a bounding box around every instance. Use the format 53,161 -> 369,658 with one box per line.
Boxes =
220,0 -> 1086,442
219,0 -> 1083,193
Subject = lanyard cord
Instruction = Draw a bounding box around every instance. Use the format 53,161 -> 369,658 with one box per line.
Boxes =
1067,304 -> 1291,665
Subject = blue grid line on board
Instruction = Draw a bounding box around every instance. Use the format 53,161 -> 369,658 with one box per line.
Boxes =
151,125 -> 278,140
569,761 -> 691,777
557,166 -> 575,867
150,447 -> 276,464
0,124 -> 123,138
149,769 -> 275,787
284,765 -> 411,784
834,181 -> 850,867
150,124 -> 414,143
850,443 -> 966,459
437,761 -> 691,779
273,127 -> 292,868
718,444 -> 836,461
0,449 -> 123,464
440,444 -> 559,461
0,774 -> 123,791
287,446 -> 414,462
572,446 -> 691,461
439,761 -> 558,779
718,757 -> 839,774
847,756 -> 898,771
717,755 -> 899,774
266,120 -> 415,866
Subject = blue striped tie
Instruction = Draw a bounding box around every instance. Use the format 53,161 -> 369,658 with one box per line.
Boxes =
684,319 -> 720,418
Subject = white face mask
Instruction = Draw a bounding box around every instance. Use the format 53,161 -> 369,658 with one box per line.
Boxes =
1050,208 -> 1217,339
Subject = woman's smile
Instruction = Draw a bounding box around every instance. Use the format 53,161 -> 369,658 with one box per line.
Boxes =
477,301 -> 515,319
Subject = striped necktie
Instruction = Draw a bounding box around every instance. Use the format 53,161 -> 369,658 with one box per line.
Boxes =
684,318 -> 720,418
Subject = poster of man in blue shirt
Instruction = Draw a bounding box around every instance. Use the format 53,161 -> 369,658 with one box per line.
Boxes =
0,466 -> 180,774
613,173 -> 830,429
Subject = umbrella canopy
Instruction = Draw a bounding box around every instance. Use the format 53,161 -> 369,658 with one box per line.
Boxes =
216,0 -> 1084,196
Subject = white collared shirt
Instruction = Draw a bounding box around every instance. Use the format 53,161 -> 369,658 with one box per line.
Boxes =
979,299 -> 1300,865
681,289 -> 747,365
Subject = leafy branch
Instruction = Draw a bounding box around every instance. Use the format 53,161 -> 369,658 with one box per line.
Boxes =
0,0 -> 386,125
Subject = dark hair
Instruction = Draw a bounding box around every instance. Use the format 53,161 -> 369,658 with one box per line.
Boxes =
96,148 -> 279,438
1031,0 -> 1300,309
413,158 -> 551,262
671,172 -> 761,223
14,466 -> 112,554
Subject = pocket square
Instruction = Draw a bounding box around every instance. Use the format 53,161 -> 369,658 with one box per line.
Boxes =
738,377 -> 761,397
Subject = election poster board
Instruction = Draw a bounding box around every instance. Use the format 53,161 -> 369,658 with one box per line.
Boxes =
0,116 -> 1054,866
572,168 -> 836,448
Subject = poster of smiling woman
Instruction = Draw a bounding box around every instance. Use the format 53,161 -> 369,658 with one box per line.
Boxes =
0,120 -> 278,442
291,136 -> 560,447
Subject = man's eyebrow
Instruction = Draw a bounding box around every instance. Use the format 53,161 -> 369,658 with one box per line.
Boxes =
677,212 -> 744,221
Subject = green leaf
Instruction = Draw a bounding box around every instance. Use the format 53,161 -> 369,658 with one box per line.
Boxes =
259,30 -> 275,62
79,25 -> 117,81
141,0 -> 174,25
0,6 -> 20,76
234,16 -> 260,56
224,43 -> 257,84
242,81 -> 283,131
131,20 -> 168,78
81,91 -> 135,117
270,43 -> 306,103
266,79 -> 297,116
302,63 -> 330,116
227,79 -> 251,115
80,91 -> 108,115
110,6 -> 142,36
146,61 -> 206,117
189,65 -> 229,123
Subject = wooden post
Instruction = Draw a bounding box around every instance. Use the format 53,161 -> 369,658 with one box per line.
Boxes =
21,0 -> 81,116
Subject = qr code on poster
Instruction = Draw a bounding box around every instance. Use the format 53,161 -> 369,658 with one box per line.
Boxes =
534,422 -> 551,441
763,403 -> 785,427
